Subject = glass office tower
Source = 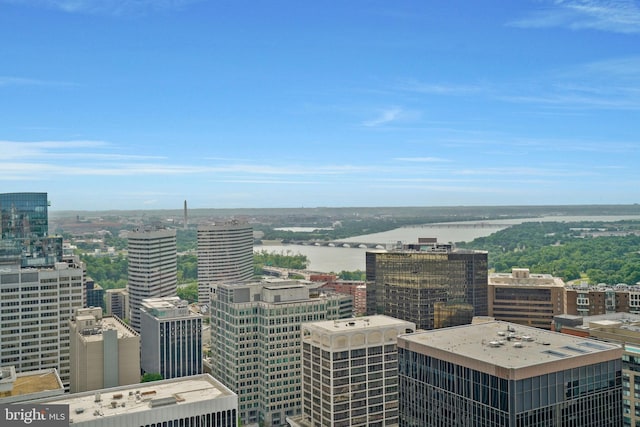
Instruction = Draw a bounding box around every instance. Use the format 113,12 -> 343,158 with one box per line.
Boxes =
0,192 -> 61,266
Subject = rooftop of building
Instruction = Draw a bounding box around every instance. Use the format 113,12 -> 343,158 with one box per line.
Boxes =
400,320 -> 621,373
489,268 -> 565,287
0,368 -> 63,400
40,374 -> 235,423
75,315 -> 139,341
303,315 -> 415,334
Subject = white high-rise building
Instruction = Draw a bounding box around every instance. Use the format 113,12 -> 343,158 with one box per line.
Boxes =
211,279 -> 353,427
0,261 -> 84,391
197,221 -> 254,305
289,315 -> 415,427
140,297 -> 203,380
127,228 -> 177,332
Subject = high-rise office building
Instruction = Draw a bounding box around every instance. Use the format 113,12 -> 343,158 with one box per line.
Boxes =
140,297 -> 203,380
36,374 -> 238,427
489,268 -> 566,329
0,193 -> 84,391
0,192 -> 61,267
0,261 -> 84,391
69,307 -> 140,393
366,238 -> 488,330
127,228 -> 177,332
211,279 -> 353,427
398,320 -> 623,426
105,288 -> 129,321
197,221 -> 254,304
288,315 -> 415,427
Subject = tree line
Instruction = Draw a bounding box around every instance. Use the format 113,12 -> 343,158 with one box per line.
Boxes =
457,221 -> 640,284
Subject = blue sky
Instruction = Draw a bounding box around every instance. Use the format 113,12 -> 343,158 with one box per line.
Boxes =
1,0 -> 639,211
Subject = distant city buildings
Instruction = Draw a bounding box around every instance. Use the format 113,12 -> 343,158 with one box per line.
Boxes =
566,283 -> 640,316
317,278 -> 368,316
210,279 -> 353,427
366,238 -> 488,330
105,288 -> 129,321
488,268 -> 566,329
398,320 -> 623,426
197,221 -> 254,304
37,374 -> 238,427
69,307 -> 140,393
140,297 -> 203,380
288,315 -> 415,427
126,228 -> 177,332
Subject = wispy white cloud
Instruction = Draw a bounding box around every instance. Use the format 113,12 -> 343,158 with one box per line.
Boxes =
509,0 -> 640,34
394,157 -> 450,163
0,76 -> 72,87
453,166 -> 595,177
0,0 -> 201,15
396,79 -> 485,96
220,179 -> 321,185
499,55 -> 640,110
362,107 -> 404,127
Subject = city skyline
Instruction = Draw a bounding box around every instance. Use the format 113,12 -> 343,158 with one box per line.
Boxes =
1,1 -> 639,211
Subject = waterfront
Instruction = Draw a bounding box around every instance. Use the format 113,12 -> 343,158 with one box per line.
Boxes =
255,215 -> 640,273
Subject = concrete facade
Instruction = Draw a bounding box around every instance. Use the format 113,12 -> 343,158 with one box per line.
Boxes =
197,221 -> 254,305
37,374 -> 238,427
69,308 -> 140,393
211,279 -> 353,427
488,268 -> 566,329
0,261 -> 84,391
126,228 -> 177,332
289,315 -> 415,427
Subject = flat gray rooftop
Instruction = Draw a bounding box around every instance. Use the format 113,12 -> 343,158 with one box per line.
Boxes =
42,374 -> 233,424
401,320 -> 621,373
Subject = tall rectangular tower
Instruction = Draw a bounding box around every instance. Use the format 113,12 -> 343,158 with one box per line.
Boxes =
290,316 -> 415,427
197,221 -> 254,305
126,228 -> 177,332
140,297 -> 203,380
210,279 -> 353,427
366,240 -> 487,330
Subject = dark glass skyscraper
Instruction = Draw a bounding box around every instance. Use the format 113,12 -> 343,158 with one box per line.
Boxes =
366,239 -> 488,330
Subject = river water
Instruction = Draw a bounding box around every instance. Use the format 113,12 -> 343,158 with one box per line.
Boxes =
254,215 -> 640,273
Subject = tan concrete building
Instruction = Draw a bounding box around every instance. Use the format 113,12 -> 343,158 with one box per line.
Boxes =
488,268 -> 566,329
69,307 -> 140,393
